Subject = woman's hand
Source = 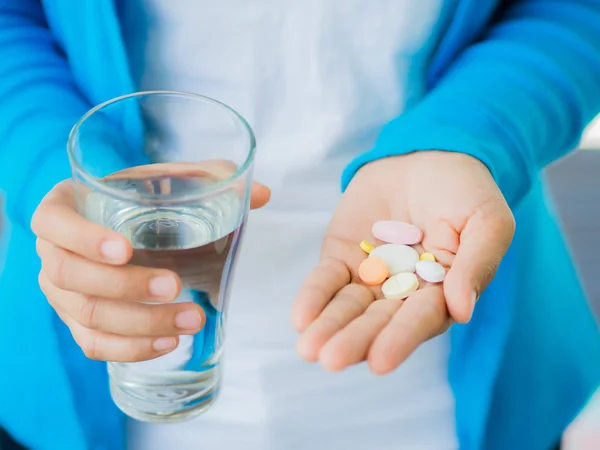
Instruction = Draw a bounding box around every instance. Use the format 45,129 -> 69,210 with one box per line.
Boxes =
32,176 -> 271,363
292,151 -> 515,374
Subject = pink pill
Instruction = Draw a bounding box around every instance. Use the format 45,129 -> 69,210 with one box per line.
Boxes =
372,220 -> 423,245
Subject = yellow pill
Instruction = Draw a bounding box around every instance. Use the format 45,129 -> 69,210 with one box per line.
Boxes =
359,240 -> 375,254
419,252 -> 436,262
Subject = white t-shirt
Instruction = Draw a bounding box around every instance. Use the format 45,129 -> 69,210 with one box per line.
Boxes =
120,1 -> 459,449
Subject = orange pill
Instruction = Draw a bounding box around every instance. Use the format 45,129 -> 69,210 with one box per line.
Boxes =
358,256 -> 389,286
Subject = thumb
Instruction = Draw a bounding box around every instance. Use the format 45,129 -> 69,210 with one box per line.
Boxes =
250,182 -> 271,209
443,201 -> 515,323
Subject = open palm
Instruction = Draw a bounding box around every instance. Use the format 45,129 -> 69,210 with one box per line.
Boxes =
291,151 -> 515,374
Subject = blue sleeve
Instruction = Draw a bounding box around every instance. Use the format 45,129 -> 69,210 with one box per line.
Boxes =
342,0 -> 600,208
0,0 -> 94,229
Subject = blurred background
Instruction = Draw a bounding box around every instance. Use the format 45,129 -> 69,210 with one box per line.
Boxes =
551,118 -> 600,450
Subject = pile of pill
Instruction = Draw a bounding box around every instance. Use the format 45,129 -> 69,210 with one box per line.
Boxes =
358,220 -> 446,300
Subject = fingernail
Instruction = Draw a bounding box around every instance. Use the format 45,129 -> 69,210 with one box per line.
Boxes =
153,337 -> 177,352
149,276 -> 177,299
175,310 -> 203,330
100,240 -> 127,261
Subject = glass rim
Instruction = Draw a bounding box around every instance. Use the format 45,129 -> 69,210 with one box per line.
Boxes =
67,90 -> 256,205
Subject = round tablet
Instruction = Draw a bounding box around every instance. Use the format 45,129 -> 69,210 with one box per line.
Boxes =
415,260 -> 446,283
358,257 -> 389,286
382,272 -> 419,300
372,220 -> 423,245
369,244 -> 419,275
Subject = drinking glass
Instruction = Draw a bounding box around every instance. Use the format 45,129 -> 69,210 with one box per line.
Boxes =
67,91 -> 256,422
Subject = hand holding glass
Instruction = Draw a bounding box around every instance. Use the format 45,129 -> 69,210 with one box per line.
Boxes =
65,91 -> 263,422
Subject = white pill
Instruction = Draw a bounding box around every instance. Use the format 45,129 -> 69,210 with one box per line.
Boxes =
369,244 -> 419,275
382,272 -> 419,300
415,260 -> 446,283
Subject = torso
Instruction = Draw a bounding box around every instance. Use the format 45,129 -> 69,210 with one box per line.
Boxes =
120,1 -> 459,448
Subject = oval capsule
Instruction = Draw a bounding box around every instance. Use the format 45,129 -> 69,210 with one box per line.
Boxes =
419,252 -> 436,262
372,220 -> 423,245
359,240 -> 375,254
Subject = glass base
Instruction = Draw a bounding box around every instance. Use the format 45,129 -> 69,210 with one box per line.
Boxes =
109,364 -> 221,423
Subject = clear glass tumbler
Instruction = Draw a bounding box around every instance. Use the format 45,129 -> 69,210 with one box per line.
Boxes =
67,91 -> 256,422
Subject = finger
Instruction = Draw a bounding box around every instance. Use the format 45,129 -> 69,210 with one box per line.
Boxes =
419,219 -> 459,268
31,181 -> 132,265
37,239 -> 180,302
318,299 -> 404,372
105,161 -> 271,210
54,306 -> 179,362
159,178 -> 172,195
249,182 -> 271,209
40,271 -> 204,337
368,287 -> 450,375
106,160 -> 238,181
291,258 -> 351,333
444,201 -> 515,323
296,283 -> 375,362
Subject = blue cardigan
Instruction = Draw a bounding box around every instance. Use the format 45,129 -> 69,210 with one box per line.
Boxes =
1,1 -> 599,449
